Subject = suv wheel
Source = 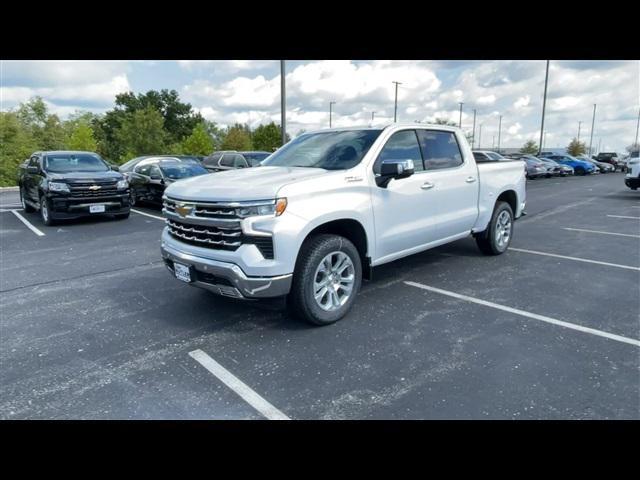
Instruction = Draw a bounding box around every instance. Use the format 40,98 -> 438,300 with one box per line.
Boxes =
39,194 -> 56,226
20,187 -> 35,213
288,234 -> 362,326
475,201 -> 514,255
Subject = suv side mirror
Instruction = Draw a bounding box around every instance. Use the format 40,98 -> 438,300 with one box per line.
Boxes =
376,159 -> 415,188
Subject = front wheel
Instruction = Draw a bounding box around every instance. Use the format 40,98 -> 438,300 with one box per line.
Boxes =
20,187 -> 35,213
288,234 -> 362,326
39,194 -> 56,226
475,201 -> 514,256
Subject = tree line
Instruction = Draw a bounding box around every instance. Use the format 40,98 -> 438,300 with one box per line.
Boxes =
0,89 -> 289,186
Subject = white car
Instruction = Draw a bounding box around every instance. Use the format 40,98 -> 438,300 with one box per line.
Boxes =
625,151 -> 640,190
160,124 -> 526,325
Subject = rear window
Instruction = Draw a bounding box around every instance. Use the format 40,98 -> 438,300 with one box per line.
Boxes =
417,130 -> 463,170
45,153 -> 109,173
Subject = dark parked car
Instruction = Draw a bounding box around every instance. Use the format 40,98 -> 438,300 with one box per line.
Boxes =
18,151 -> 131,226
595,152 -> 622,170
577,156 -> 614,173
119,155 -> 203,173
202,151 -> 271,172
123,157 -> 208,206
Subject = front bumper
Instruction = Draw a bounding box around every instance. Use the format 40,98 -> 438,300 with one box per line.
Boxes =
161,239 -> 292,299
625,176 -> 640,188
48,192 -> 130,218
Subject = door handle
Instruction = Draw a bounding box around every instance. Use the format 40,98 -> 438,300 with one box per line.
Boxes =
421,181 -> 435,190
465,176 -> 477,183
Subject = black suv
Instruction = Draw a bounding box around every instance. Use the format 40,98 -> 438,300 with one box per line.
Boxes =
595,152 -> 621,170
202,151 -> 271,172
18,151 -> 131,226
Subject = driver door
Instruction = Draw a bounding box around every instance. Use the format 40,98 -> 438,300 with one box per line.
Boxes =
148,165 -> 165,204
370,129 -> 442,264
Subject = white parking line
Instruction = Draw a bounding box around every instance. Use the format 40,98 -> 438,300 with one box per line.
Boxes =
508,247 -> 640,271
189,349 -> 290,420
404,281 -> 640,348
10,210 -> 45,237
563,227 -> 640,239
131,208 -> 165,221
607,215 -> 640,220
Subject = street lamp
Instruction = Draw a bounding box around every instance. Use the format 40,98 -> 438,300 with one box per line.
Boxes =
392,81 -> 402,122
329,101 -> 336,128
478,123 -> 482,149
371,111 -> 376,122
538,60 -> 550,155
497,115 -> 502,152
472,109 -> 477,148
458,102 -> 464,128
280,60 -> 286,145
577,121 -> 582,142
588,104 -> 596,156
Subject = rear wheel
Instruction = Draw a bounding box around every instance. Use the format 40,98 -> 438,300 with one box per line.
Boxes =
475,201 -> 513,256
20,187 -> 35,213
39,194 -> 56,226
288,234 -> 362,326
575,167 -> 585,176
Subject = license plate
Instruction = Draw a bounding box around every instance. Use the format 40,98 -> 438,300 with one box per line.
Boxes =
173,262 -> 192,283
89,204 -> 105,213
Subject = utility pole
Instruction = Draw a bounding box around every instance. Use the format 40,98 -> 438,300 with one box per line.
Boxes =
538,60 -> 550,155
635,105 -> 640,146
577,121 -> 582,142
329,101 -> 336,128
497,115 -> 502,152
371,111 -> 376,123
472,109 -> 477,148
478,124 -> 482,149
492,135 -> 495,149
458,102 -> 464,128
588,104 -> 596,156
392,81 -> 402,122
280,60 -> 286,146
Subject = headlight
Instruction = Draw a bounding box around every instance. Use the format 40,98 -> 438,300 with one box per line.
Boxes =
236,198 -> 287,218
116,179 -> 129,189
49,182 -> 70,193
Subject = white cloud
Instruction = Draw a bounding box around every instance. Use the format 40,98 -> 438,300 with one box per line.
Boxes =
514,95 -> 530,108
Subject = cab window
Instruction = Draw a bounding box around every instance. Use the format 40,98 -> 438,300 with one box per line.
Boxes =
374,130 -> 424,173
417,130 -> 463,170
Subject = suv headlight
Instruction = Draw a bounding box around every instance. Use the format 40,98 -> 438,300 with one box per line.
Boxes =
49,182 -> 70,193
116,179 -> 129,189
236,198 -> 287,218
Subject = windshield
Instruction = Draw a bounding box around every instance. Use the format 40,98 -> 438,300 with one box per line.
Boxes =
262,130 -> 383,170
160,164 -> 208,179
45,153 -> 109,173
243,153 -> 271,166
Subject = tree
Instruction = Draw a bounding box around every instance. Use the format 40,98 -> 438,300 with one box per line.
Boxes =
567,138 -> 587,157
221,123 -> 253,151
433,118 -> 457,126
0,112 -> 37,187
204,120 -> 225,150
177,122 -> 214,155
114,107 -> 167,161
252,122 -> 289,151
520,140 -> 539,155
67,123 -> 98,151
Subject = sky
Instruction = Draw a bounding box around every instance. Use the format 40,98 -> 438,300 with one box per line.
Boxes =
1,60 -> 638,152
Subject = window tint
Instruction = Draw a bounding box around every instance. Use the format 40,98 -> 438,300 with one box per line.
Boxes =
203,154 -> 221,168
149,165 -> 162,178
220,154 -> 235,167
473,152 -> 488,162
417,130 -> 463,170
374,130 -> 424,173
136,164 -> 152,176
234,155 -> 248,168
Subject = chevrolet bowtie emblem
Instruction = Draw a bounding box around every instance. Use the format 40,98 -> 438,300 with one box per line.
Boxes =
89,185 -> 101,190
175,203 -> 193,217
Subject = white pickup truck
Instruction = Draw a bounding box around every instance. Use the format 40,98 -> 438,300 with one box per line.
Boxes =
160,124 -> 526,325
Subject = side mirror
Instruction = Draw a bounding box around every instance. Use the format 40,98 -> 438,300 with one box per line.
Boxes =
376,159 -> 415,188
27,166 -> 39,174
110,164 -> 120,171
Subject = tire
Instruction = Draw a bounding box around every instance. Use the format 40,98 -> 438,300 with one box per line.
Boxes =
288,234 -> 362,326
39,194 -> 56,226
475,201 -> 514,256
20,187 -> 35,213
575,167 -> 585,176
114,212 -> 130,220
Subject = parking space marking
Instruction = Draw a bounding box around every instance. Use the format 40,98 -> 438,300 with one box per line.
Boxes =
607,215 -> 640,220
508,247 -> 640,271
131,208 -> 165,221
188,349 -> 290,420
563,227 -> 640,239
10,210 -> 45,237
404,281 -> 640,348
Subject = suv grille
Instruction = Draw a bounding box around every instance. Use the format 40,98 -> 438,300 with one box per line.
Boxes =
163,197 -> 275,259
68,181 -> 118,197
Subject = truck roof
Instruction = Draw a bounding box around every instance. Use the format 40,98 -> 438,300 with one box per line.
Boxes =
304,123 -> 461,135
35,150 -> 100,156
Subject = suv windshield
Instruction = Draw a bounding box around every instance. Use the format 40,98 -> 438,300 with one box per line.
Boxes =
45,153 -> 109,173
159,163 -> 208,179
243,153 -> 271,166
262,130 -> 383,170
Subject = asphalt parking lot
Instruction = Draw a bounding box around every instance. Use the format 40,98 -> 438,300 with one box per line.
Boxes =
1,172 -> 638,419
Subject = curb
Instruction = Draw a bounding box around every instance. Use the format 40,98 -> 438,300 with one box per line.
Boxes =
0,187 -> 19,192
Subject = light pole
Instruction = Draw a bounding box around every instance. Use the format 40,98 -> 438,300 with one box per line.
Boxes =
492,135 -> 496,149
538,60 -> 550,155
472,109 -> 477,148
329,101 -> 336,128
478,124 -> 482,149
280,60 -> 286,145
588,103 -> 596,156
497,115 -> 502,152
577,121 -> 582,142
392,81 -> 402,122
371,111 -> 376,123
635,105 -> 640,146
458,102 -> 464,128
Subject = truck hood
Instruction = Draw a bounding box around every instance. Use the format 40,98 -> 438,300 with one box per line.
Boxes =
48,170 -> 123,182
164,166 -> 327,201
